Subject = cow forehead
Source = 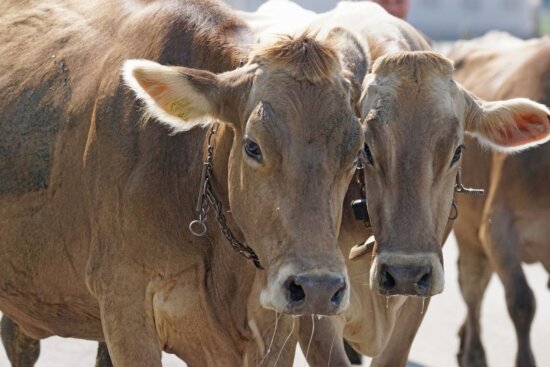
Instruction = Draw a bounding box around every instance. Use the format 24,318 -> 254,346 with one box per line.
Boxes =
364,73 -> 462,146
240,77 -> 362,168
248,71 -> 356,135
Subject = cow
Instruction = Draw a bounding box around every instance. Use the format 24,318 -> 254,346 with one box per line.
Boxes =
241,2 -> 550,366
447,32 -> 550,367
0,0 -> 367,366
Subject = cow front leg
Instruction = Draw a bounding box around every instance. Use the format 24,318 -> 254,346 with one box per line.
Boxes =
370,297 -> 426,367
96,342 -> 113,367
480,206 -> 536,367
98,289 -> 162,367
0,315 -> 40,367
456,231 -> 492,367
245,312 -> 299,367
344,340 -> 362,365
298,316 -> 351,367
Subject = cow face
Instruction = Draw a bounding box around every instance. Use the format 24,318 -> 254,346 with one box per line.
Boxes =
359,51 -> 550,297
123,33 -> 364,315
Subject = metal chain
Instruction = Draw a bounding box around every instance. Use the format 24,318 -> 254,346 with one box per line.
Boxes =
355,161 -> 372,229
356,161 -> 367,199
189,124 -> 263,269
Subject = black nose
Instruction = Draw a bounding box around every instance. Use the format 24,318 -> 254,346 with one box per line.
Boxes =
285,273 -> 347,315
378,264 -> 432,296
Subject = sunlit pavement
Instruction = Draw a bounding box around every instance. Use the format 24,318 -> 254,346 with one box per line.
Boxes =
1,234 -> 549,367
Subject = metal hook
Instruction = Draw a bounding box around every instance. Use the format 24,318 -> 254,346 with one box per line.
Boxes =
454,168 -> 485,196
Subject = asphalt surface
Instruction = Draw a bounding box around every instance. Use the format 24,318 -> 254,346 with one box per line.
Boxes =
1,234 -> 549,366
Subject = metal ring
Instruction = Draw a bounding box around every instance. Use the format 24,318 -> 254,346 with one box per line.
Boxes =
189,220 -> 207,237
448,200 -> 458,221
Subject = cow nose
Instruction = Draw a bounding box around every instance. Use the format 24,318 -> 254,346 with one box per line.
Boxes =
285,273 -> 347,315
378,264 -> 432,296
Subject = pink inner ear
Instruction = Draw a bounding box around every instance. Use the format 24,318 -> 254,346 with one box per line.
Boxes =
493,113 -> 550,147
137,79 -> 167,98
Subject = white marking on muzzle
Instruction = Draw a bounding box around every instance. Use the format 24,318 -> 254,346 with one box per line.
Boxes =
259,264 -> 350,314
260,264 -> 296,312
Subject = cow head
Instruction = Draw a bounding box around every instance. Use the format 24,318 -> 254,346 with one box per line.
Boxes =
122,32 -> 365,315
359,51 -> 550,297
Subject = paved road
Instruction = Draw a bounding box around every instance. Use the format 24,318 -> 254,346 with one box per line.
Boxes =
1,234 -> 549,366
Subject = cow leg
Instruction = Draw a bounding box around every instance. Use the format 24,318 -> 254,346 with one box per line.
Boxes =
98,290 -> 162,367
95,342 -> 113,367
370,297 -> 427,367
244,312 -> 299,367
480,206 -> 536,367
298,316 -> 351,367
456,232 -> 492,367
344,339 -> 362,365
0,315 -> 40,367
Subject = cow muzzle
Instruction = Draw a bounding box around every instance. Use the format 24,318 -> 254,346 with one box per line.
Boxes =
260,266 -> 349,315
370,252 -> 444,297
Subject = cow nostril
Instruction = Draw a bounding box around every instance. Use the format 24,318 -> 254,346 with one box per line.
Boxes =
417,272 -> 431,291
288,280 -> 306,303
380,268 -> 396,290
331,283 -> 346,306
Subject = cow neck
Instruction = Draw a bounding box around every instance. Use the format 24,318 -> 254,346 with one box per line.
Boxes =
196,123 -> 263,269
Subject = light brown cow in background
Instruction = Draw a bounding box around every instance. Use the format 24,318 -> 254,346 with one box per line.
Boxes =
447,32 -> 550,367
242,3 -> 550,366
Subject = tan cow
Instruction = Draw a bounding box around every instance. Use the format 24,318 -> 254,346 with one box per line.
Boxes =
0,0 -> 366,366
241,2 -> 550,366
447,32 -> 550,367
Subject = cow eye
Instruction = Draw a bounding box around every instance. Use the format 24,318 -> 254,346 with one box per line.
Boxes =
243,138 -> 263,162
451,144 -> 465,166
363,144 -> 374,165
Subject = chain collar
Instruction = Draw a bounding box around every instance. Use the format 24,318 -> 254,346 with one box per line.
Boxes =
189,124 -> 263,269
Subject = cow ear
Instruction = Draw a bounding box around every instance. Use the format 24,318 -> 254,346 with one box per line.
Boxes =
326,27 -> 370,115
463,89 -> 550,152
123,59 -> 225,132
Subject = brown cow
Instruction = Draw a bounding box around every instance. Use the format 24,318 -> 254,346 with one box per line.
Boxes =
447,32 -> 550,367
242,3 -> 550,366
0,0 -> 366,366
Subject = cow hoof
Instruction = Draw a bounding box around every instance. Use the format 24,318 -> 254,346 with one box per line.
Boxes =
457,348 -> 488,367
